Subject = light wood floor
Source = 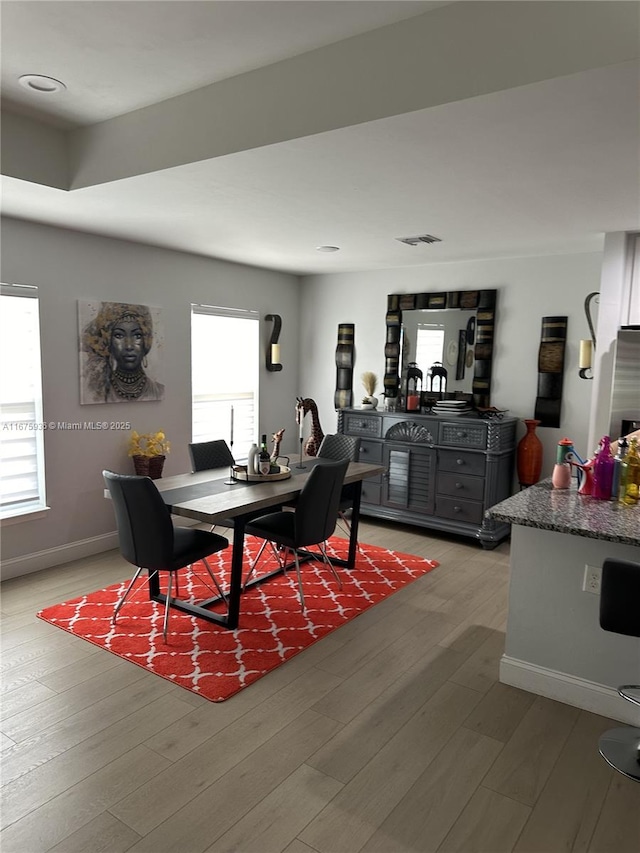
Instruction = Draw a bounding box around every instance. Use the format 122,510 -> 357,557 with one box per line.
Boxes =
1,519 -> 639,853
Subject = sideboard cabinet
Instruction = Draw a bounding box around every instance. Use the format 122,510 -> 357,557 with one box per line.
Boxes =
338,409 -> 517,548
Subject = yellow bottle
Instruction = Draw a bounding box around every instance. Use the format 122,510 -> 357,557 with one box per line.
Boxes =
620,437 -> 640,505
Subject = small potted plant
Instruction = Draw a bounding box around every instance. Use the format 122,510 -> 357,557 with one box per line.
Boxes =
128,430 -> 170,479
361,371 -> 379,409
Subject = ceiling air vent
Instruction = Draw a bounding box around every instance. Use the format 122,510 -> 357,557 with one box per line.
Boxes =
395,234 -> 442,247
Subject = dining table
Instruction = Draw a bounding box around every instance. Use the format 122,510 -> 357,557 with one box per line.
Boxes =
152,456 -> 385,630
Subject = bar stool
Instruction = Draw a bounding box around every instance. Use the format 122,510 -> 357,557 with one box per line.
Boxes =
598,557 -> 640,782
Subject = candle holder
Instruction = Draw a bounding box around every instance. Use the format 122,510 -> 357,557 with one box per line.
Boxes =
224,440 -> 237,484
296,436 -> 306,469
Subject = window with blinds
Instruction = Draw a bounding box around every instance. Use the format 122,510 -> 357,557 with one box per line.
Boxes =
0,284 -> 47,518
191,305 -> 259,459
415,325 -> 445,373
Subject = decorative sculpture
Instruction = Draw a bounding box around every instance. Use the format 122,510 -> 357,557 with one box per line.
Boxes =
335,324 -> 355,409
534,316 -> 568,428
270,428 -> 285,461
295,397 -> 325,457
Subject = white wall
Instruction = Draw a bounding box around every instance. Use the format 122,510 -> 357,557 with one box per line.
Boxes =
299,252 -> 602,476
1,217 -> 301,572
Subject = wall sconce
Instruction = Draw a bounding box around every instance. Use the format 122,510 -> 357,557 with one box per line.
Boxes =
266,313 -> 282,372
579,291 -> 599,379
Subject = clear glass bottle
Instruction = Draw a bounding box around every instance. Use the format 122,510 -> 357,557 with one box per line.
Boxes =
592,435 -> 614,500
258,434 -> 271,475
611,436 -> 628,500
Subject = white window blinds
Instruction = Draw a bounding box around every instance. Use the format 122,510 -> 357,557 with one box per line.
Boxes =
1,284 -> 47,517
191,304 -> 259,458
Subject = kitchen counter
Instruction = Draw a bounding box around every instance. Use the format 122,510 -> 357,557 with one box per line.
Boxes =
487,478 -> 639,546
486,478 -> 639,725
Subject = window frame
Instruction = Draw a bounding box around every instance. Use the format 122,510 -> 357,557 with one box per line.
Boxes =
190,304 -> 260,459
0,283 -> 48,521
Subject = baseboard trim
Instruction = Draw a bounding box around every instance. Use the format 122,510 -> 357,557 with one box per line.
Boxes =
1,532 -> 119,580
500,655 -> 640,726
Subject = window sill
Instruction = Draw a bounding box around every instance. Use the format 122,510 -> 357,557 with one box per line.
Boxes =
1,506 -> 51,526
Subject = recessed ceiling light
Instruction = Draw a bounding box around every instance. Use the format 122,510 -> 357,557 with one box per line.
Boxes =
316,246 -> 340,253
18,74 -> 67,94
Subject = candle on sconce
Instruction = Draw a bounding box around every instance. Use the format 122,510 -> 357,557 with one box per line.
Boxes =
579,339 -> 592,370
298,415 -> 304,440
271,343 -> 281,365
230,405 -> 234,445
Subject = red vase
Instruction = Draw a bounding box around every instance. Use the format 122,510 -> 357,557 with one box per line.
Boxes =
517,419 -> 543,487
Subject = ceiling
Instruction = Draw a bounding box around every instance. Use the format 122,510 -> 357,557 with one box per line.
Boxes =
2,1 -> 639,275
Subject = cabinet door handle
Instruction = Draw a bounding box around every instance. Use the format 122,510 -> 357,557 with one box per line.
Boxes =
360,446 -> 367,453
456,458 -> 465,466
453,506 -> 462,513
455,482 -> 463,489
456,431 -> 467,438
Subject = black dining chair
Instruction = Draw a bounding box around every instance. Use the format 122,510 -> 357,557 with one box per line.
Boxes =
188,439 -> 236,532
243,458 -> 349,611
103,470 -> 229,642
188,439 -> 235,472
317,433 -> 361,540
598,557 -> 640,782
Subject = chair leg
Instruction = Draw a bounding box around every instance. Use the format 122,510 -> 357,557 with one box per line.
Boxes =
319,542 -> 342,589
293,551 -> 305,612
113,566 -> 146,622
202,558 -> 228,604
243,539 -> 271,589
338,511 -> 360,551
163,572 -> 173,642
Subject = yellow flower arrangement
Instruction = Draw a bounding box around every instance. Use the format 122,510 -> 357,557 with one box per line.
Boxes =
128,430 -> 171,458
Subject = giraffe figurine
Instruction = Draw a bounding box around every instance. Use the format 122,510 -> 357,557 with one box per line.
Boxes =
270,428 -> 285,462
296,397 -> 325,457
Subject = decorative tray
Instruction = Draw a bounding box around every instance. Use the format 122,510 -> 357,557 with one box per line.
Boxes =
232,465 -> 291,482
476,407 -> 509,420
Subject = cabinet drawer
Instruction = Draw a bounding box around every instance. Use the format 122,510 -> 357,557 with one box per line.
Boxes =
439,449 -> 486,477
343,413 -> 382,438
436,496 -> 484,525
437,472 -> 484,501
361,479 -> 381,505
358,440 -> 383,464
439,423 -> 486,449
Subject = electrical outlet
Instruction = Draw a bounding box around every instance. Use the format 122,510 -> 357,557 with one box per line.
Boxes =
583,564 -> 602,594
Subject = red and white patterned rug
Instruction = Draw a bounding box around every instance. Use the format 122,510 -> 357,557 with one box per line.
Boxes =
37,537 -> 438,702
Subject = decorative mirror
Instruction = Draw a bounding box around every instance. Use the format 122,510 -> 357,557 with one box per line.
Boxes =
384,289 -> 497,408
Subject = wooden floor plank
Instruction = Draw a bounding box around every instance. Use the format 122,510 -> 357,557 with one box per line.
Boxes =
299,682 -> 482,853
482,695 -> 579,805
205,763 -> 343,853
436,786 -> 531,853
513,712 -> 621,853
361,727 -> 504,853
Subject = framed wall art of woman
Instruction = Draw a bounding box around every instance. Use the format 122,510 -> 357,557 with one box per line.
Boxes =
78,300 -> 165,404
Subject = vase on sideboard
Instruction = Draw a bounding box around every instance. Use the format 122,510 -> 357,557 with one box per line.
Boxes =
517,419 -> 543,488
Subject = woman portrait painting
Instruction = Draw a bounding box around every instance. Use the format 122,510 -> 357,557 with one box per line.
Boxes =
79,300 -> 165,404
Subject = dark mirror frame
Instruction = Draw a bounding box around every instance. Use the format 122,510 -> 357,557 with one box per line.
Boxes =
384,289 -> 497,408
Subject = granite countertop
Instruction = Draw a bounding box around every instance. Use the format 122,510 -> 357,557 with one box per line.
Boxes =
487,479 -> 640,547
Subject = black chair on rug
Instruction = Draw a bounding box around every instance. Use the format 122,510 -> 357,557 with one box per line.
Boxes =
317,433 -> 361,541
103,470 -> 229,643
598,557 -> 640,782
243,458 -> 349,611
188,439 -> 236,532
188,439 -> 235,472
